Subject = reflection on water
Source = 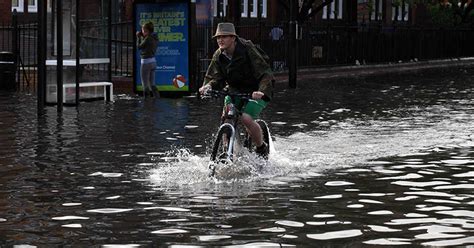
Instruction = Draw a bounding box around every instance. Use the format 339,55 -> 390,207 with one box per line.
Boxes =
0,69 -> 473,247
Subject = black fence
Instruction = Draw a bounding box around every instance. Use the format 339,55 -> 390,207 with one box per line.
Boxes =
0,16 -> 37,92
304,24 -> 474,67
112,21 -> 133,77
0,18 -> 134,92
1,18 -> 474,92
194,23 -> 474,85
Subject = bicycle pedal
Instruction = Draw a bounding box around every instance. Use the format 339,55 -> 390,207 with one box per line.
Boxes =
218,153 -> 229,160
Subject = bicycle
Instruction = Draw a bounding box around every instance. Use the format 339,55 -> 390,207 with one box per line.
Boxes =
202,90 -> 272,177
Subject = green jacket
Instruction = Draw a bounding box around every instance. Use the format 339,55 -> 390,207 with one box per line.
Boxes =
137,33 -> 159,59
203,37 -> 274,100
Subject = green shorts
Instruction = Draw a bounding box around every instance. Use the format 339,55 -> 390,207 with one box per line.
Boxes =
224,95 -> 268,119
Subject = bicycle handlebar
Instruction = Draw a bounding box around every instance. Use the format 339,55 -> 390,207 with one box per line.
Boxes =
202,89 -> 271,102
202,89 -> 251,100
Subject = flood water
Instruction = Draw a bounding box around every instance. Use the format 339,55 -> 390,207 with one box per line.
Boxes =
1,68 -> 474,247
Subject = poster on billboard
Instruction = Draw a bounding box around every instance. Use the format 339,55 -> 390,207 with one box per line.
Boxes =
134,1 -> 189,93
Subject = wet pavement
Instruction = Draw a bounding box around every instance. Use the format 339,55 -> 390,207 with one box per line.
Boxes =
0,67 -> 473,247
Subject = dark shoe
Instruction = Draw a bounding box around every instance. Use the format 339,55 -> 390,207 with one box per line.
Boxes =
144,90 -> 151,98
152,88 -> 159,98
255,142 -> 269,159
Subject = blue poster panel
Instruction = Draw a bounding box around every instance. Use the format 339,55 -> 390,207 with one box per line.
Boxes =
135,2 -> 189,92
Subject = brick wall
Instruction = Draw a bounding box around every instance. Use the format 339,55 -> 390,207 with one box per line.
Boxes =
0,0 -> 12,24
80,0 -> 101,18
125,0 -> 133,21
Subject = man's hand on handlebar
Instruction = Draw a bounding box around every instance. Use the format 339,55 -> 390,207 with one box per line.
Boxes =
199,84 -> 212,95
252,91 -> 264,100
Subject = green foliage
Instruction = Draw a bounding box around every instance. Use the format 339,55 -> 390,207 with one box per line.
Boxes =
397,0 -> 474,27
367,0 -> 374,13
427,3 -> 461,27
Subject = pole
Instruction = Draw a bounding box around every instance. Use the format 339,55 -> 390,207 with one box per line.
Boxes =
37,0 -> 46,114
189,0 -> 197,92
75,0 -> 80,105
12,10 -> 19,85
57,0 -> 63,111
107,0 -> 112,85
288,0 -> 297,88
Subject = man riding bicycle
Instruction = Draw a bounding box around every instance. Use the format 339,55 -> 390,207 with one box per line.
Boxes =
199,22 -> 274,158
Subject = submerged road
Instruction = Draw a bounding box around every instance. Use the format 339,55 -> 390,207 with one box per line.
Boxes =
0,68 -> 473,246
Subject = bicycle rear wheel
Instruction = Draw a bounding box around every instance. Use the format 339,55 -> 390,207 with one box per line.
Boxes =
257,120 -> 271,156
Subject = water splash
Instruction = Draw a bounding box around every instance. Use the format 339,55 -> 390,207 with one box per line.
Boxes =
148,105 -> 474,188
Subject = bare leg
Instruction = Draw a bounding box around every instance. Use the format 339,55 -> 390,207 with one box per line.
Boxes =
241,113 -> 263,147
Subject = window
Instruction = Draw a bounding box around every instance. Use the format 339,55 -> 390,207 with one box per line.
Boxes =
28,0 -> 37,13
213,0 -> 228,17
11,0 -> 37,13
11,0 -> 24,12
241,0 -> 248,17
241,0 -> 267,18
214,0 -> 266,18
322,0 -> 343,20
370,0 -> 383,21
251,0 -> 267,18
392,0 -> 409,21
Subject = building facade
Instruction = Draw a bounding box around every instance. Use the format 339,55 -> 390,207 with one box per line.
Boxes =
3,0 -> 469,26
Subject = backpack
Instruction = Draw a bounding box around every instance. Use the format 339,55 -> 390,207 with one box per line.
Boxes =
239,38 -> 276,94
239,38 -> 272,67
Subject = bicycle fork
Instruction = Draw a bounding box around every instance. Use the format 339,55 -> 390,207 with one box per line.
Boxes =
219,123 -> 236,161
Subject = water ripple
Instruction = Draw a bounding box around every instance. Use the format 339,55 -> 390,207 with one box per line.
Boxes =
151,229 -> 189,234
307,229 -> 362,240
368,225 -> 401,232
275,220 -> 304,227
422,236 -> 474,246
437,210 -> 474,218
364,238 -> 411,245
198,235 -> 232,242
52,216 -> 89,220
87,208 -> 133,214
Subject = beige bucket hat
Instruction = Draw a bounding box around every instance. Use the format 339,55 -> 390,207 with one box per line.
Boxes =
212,22 -> 238,38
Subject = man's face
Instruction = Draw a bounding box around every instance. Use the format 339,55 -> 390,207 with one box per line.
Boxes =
216,35 -> 235,51
141,26 -> 149,36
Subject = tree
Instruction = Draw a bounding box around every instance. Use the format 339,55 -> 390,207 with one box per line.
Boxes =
395,0 -> 474,26
277,0 -> 335,23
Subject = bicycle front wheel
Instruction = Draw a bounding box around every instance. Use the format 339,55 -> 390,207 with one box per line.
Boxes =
210,124 -> 235,162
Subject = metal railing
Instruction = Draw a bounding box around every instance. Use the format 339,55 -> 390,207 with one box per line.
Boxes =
0,16 -> 38,92
102,22 -> 474,86
1,18 -> 474,92
305,24 -> 474,67
112,21 -> 133,77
